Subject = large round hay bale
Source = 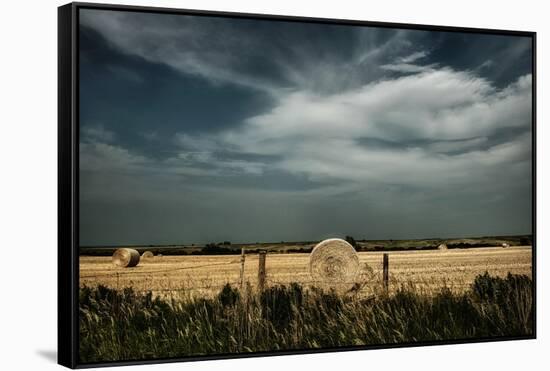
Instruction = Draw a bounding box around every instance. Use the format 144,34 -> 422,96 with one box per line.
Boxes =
438,243 -> 448,251
309,238 -> 360,284
142,250 -> 154,258
112,248 -> 140,268
502,243 -> 510,248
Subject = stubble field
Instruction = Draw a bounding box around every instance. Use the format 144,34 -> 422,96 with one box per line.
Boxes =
79,246 -> 532,296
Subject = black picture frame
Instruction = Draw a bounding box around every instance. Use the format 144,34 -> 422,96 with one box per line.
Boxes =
58,2 -> 537,368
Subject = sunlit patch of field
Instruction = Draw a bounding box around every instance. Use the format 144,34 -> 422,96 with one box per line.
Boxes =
79,246 -> 531,297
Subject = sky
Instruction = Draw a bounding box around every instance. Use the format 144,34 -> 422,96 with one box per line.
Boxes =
78,8 -> 533,246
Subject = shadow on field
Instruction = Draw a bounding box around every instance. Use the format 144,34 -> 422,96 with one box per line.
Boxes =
36,350 -> 57,363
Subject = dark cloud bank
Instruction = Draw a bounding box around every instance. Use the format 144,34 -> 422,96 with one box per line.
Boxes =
78,9 -> 533,246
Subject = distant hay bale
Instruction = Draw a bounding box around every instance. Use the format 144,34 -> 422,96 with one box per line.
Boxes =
157,253 -> 163,257
142,250 -> 154,258
309,238 -> 360,284
502,243 -> 510,248
112,248 -> 140,268
438,243 -> 448,250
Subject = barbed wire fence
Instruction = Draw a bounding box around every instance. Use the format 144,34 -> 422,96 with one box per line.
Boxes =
79,251 -> 484,298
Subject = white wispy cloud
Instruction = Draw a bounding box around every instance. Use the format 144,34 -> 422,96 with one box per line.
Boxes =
399,50 -> 429,63
81,124 -> 116,143
81,137 -> 265,178
80,10 -> 282,93
380,63 -> 436,73
80,142 -> 146,172
477,59 -> 494,70
80,10 -> 429,95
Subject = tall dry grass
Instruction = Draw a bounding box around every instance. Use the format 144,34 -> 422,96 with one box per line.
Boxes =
79,272 -> 533,363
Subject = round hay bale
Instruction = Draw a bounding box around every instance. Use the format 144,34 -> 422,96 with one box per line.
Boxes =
309,238 -> 360,284
438,243 -> 448,251
502,243 -> 509,248
112,248 -> 140,268
142,250 -> 154,258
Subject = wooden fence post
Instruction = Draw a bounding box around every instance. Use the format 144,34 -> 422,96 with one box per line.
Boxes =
258,250 -> 267,291
240,248 -> 246,290
383,253 -> 389,293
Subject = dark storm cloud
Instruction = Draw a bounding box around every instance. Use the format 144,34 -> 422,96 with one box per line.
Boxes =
79,25 -> 273,161
78,9 -> 532,245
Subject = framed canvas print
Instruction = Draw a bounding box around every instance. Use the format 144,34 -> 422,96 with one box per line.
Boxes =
58,2 -> 536,368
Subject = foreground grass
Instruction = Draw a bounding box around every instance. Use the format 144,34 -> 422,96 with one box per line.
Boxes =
79,273 -> 533,363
